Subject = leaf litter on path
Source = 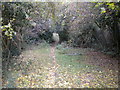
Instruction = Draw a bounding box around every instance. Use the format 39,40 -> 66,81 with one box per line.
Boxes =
2,44 -> 119,88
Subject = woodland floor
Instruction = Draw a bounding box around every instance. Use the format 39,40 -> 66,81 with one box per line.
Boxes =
2,43 -> 119,88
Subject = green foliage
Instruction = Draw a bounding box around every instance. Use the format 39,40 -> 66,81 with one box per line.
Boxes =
93,2 -> 120,28
94,2 -> 120,53
1,22 -> 16,39
107,3 -> 115,10
94,2 -> 120,15
100,7 -> 106,14
94,3 -> 103,8
1,2 -> 34,60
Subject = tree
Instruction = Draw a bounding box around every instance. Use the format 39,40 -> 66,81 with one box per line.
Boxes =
94,2 -> 120,53
1,2 -> 32,70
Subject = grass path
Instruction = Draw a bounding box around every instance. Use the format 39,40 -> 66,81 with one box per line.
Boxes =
2,43 -> 119,88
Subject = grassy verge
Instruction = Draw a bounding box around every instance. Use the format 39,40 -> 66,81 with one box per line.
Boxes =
55,47 -> 95,73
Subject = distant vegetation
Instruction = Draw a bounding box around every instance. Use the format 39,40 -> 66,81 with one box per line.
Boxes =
1,2 -> 120,70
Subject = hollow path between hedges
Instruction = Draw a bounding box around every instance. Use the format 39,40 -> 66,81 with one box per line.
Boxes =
3,43 -> 119,88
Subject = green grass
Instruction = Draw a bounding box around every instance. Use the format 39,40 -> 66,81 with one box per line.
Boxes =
2,43 -> 118,88
56,48 -> 87,73
55,47 -> 101,75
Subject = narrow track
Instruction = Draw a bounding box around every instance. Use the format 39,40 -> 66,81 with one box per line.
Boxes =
44,45 -> 59,88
